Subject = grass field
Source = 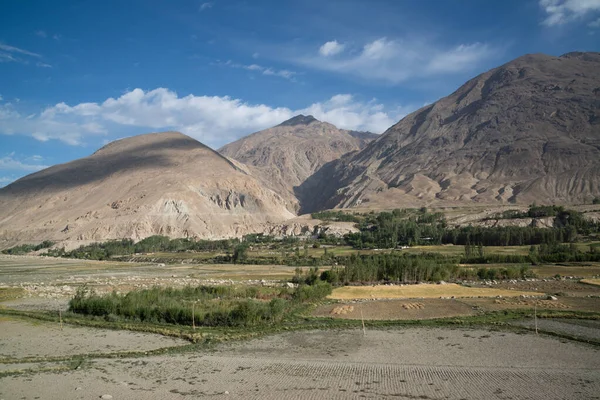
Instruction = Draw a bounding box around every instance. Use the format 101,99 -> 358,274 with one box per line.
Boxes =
328,283 -> 542,300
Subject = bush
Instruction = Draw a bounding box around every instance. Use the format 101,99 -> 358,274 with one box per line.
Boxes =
292,281 -> 332,303
320,269 -> 340,285
69,285 -> 291,327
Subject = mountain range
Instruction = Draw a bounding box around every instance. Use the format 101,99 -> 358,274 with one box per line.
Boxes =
1,51 -> 599,245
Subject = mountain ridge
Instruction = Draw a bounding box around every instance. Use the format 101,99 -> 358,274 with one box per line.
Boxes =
219,115 -> 377,212
0,131 -> 294,246
297,51 -> 600,212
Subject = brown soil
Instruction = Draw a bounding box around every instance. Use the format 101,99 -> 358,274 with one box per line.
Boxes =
314,299 -> 477,320
463,296 -> 600,313
486,279 -> 600,297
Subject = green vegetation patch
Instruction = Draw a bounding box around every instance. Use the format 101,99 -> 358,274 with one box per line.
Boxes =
69,282 -> 332,328
1,240 -> 54,255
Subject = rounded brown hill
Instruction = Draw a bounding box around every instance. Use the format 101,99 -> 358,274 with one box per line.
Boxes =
219,115 -> 377,212
0,131 -> 294,246
299,52 -> 600,212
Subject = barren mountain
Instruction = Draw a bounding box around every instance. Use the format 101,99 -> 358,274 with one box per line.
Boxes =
0,132 -> 294,246
219,115 -> 376,212
299,52 -> 600,212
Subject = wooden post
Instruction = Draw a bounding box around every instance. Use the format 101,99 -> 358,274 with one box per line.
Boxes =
59,307 -> 63,331
534,303 -> 538,335
361,305 -> 366,336
192,302 -> 196,330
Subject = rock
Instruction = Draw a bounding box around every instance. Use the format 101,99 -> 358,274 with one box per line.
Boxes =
548,295 -> 558,301
224,391 -> 229,395
75,387 -> 82,391
100,395 -> 113,400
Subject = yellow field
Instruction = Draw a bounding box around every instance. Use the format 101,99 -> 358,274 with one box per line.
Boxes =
329,283 -> 543,300
581,279 -> 600,286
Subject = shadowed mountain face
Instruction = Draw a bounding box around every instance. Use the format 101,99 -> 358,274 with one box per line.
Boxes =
0,132 -> 294,245
219,115 -> 377,212
298,52 -> 600,213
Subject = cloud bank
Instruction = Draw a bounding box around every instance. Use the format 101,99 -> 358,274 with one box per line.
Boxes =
0,88 -> 411,148
539,0 -> 600,26
296,37 -> 495,84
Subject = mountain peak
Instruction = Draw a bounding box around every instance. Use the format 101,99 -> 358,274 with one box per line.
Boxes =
278,115 -> 318,127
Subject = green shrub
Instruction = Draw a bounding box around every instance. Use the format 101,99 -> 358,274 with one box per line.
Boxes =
292,281 -> 332,303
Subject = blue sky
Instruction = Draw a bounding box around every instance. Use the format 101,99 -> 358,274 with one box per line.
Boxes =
1,0 -> 599,186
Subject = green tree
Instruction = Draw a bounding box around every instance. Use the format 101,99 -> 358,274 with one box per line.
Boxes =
232,244 -> 249,264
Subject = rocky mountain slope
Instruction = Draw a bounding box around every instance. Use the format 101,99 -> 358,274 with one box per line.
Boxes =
299,52 -> 600,212
0,132 -> 294,246
219,115 -> 376,212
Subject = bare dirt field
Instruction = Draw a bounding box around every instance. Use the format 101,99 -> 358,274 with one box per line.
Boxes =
1,328 -> 599,399
313,298 -> 477,320
0,317 -> 188,360
329,283 -> 542,300
462,296 -> 600,313
487,279 -> 600,297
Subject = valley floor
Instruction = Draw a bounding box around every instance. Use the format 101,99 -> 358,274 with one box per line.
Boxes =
1,325 -> 599,399
1,255 -> 600,399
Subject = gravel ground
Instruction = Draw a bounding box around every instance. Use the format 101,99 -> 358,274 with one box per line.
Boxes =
1,327 -> 599,399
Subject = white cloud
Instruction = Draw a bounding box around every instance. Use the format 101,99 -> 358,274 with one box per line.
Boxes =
319,40 -> 345,56
252,52 -> 260,59
214,60 -> 298,81
0,42 -> 52,68
0,154 -> 49,172
0,88 -> 410,148
35,30 -> 47,38
0,94 -> 3,101
427,43 -> 493,74
299,94 -> 407,133
0,43 -> 41,58
589,16 -> 600,26
297,37 -> 495,84
200,2 -> 213,11
540,0 -> 600,26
